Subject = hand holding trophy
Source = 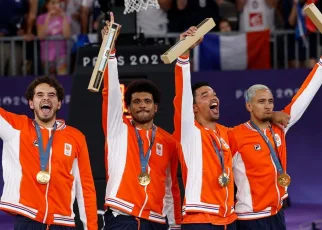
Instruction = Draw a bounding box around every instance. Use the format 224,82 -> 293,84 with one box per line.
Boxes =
161,18 -> 215,64
179,26 -> 205,57
88,12 -> 121,92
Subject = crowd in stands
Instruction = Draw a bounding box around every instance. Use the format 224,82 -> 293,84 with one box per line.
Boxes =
0,0 -> 321,76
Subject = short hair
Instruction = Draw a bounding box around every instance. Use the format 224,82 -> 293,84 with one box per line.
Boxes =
124,80 -> 161,107
245,84 -> 271,102
25,76 -> 65,102
191,82 -> 211,104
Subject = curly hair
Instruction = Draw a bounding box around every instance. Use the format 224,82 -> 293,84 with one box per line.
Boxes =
124,80 -> 161,107
25,76 -> 65,102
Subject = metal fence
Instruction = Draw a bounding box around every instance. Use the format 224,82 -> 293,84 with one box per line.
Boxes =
0,30 -> 321,76
0,35 -> 73,76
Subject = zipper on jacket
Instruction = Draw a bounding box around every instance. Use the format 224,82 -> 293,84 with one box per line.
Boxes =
42,128 -> 53,223
266,131 -> 281,213
270,153 -> 280,213
223,167 -> 229,217
138,130 -> 150,217
214,132 -> 229,217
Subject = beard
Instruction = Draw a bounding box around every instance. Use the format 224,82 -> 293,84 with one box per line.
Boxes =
209,112 -> 219,122
209,116 -> 219,122
131,110 -> 155,124
34,108 -> 58,124
261,116 -> 272,123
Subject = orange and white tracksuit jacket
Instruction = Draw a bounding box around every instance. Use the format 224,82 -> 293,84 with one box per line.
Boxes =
101,52 -> 182,228
228,58 -> 322,220
0,109 -> 97,229
173,56 -> 237,225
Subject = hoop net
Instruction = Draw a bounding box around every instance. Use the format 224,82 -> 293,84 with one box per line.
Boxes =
124,0 -> 160,14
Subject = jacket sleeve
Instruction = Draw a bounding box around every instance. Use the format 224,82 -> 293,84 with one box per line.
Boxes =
0,107 -> 26,141
173,56 -> 196,144
283,58 -> 322,134
73,134 -> 98,230
227,129 -> 239,168
101,51 -> 124,138
164,142 -> 182,229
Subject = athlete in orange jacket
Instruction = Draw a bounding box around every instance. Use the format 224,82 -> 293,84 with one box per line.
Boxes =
101,14 -> 182,230
173,28 -> 237,230
0,77 -> 97,229
228,59 -> 322,229
173,27 -> 290,230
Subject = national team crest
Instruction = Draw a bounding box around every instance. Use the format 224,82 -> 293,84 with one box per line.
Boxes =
156,143 -> 163,156
274,134 -> 282,147
254,144 -> 261,151
64,143 -> 72,156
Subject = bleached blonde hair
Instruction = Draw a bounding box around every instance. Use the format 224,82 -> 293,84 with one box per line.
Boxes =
245,84 -> 271,102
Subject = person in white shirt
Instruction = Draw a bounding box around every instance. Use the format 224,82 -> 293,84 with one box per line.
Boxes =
237,0 -> 277,32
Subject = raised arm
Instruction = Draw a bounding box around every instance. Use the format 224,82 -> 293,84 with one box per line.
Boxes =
284,58 -> 322,133
73,134 -> 98,230
173,55 -> 195,143
173,27 -> 203,144
102,51 -> 124,137
101,14 -> 124,138
0,108 -> 25,141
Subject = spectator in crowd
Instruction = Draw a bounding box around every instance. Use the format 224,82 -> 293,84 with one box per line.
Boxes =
91,0 -> 103,33
168,0 -> 222,32
136,0 -> 171,36
288,0 -> 321,68
24,0 -> 38,75
236,0 -> 277,32
66,0 -> 94,35
0,0 -> 33,76
219,18 -> 232,32
26,0 -> 38,40
37,0 -> 71,75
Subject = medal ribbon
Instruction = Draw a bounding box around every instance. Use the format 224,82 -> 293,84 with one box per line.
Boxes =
35,121 -> 57,172
209,132 -> 225,173
249,120 -> 284,175
134,124 -> 156,173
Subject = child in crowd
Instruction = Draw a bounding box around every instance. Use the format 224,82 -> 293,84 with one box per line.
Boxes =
37,0 -> 71,75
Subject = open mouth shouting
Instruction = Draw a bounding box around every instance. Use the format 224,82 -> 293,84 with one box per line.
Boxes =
40,103 -> 52,116
209,100 -> 219,114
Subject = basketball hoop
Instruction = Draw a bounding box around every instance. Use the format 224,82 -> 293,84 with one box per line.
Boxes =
123,0 -> 160,14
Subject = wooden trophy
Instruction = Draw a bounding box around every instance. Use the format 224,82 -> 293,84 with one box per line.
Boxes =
88,23 -> 120,92
161,18 -> 216,64
304,3 -> 322,33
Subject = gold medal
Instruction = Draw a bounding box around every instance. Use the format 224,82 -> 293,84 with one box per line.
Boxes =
278,173 -> 291,187
36,171 -> 50,184
138,172 -> 151,186
218,173 -> 230,187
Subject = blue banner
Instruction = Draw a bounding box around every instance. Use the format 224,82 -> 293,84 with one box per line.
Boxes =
1,68 -> 322,228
